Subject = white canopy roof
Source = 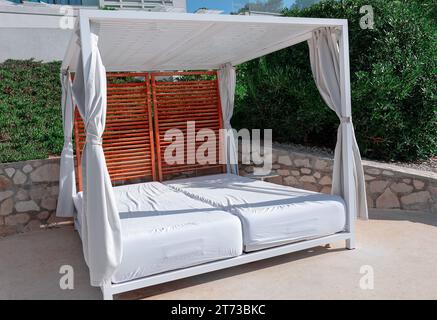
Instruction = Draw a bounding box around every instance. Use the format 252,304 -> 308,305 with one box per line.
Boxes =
63,10 -> 346,72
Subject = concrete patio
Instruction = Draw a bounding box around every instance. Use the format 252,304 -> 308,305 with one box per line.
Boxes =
1,209 -> 436,300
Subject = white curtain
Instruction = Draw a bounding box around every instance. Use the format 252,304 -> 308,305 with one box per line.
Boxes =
308,27 -> 368,220
56,72 -> 76,217
72,31 -> 122,287
218,63 -> 238,174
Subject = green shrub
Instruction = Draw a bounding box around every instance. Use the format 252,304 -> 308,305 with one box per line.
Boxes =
1,1 -> 435,163
234,0 -> 437,161
0,60 -> 63,163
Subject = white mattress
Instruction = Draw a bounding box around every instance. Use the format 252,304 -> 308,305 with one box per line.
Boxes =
165,174 -> 346,252
73,182 -> 243,283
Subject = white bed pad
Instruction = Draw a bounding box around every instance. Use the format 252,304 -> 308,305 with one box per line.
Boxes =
73,182 -> 243,283
165,174 -> 346,252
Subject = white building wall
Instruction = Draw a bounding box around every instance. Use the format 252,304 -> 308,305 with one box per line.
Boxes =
0,3 -> 76,63
0,1 -> 187,63
0,27 -> 73,62
172,0 -> 187,12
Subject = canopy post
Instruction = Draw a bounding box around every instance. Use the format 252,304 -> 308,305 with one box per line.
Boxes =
218,63 -> 238,175
77,11 -> 92,198
79,11 -> 93,91
76,10 -> 123,287
338,22 -> 356,249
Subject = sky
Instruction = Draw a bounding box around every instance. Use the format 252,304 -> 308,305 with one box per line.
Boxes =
187,0 -> 295,14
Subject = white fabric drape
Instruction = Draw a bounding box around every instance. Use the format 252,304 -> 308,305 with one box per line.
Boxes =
308,27 -> 368,220
218,63 -> 238,174
56,72 -> 76,217
72,31 -> 122,286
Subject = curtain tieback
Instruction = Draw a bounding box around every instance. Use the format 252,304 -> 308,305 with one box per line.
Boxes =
61,68 -> 69,76
86,135 -> 102,146
64,136 -> 73,144
340,116 -> 351,123
224,123 -> 233,130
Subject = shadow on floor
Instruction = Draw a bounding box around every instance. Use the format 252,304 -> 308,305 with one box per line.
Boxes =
369,209 -> 437,227
117,245 -> 347,300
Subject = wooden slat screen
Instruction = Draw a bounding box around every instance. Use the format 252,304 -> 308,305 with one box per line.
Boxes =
152,71 -> 226,181
74,72 -> 156,191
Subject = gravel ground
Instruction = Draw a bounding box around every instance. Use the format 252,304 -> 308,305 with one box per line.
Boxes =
390,156 -> 437,173
275,142 -> 437,173
275,142 -> 335,158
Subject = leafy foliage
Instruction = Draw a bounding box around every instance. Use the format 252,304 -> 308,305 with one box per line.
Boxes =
234,0 -> 437,161
291,0 -> 322,10
0,0 -> 435,163
236,0 -> 285,14
0,60 -> 63,162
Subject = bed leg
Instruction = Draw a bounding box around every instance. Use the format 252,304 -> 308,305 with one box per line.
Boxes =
346,236 -> 356,250
101,281 -> 114,300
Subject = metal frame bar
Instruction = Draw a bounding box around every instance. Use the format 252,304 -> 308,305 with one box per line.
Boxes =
82,9 -> 347,26
338,22 -> 356,249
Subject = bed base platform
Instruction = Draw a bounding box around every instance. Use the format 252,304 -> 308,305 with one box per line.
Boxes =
101,231 -> 354,300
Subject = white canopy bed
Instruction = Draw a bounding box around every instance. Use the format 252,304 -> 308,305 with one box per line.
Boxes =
57,10 -> 368,300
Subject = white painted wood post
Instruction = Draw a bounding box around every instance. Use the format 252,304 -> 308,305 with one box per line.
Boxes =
339,21 -> 356,249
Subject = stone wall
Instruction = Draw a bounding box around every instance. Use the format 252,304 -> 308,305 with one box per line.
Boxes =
239,145 -> 437,214
1,147 -> 436,236
0,158 -> 61,236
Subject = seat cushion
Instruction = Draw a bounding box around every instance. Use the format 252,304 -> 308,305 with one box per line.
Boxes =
73,182 -> 243,283
165,174 -> 346,252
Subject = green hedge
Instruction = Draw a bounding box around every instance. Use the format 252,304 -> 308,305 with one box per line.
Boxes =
0,60 -> 63,163
233,0 -> 437,161
1,0 -> 435,163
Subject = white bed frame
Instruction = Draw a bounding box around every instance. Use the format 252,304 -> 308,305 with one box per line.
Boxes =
101,232 -> 354,300
69,10 -> 357,300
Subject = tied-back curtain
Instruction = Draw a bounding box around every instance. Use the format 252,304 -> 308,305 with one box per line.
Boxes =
72,30 -> 122,287
218,63 -> 238,174
308,27 -> 368,220
56,72 -> 76,217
